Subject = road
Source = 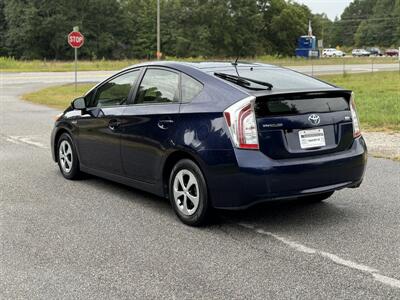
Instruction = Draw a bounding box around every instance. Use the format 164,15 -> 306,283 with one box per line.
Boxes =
293,62 -> 399,75
1,63 -> 399,85
0,69 -> 400,299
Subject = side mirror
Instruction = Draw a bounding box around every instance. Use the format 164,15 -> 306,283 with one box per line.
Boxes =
72,97 -> 86,110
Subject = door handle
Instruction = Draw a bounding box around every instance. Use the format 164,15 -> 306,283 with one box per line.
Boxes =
157,119 -> 174,130
108,119 -> 121,131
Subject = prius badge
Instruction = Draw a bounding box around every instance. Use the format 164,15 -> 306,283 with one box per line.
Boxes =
308,114 -> 321,126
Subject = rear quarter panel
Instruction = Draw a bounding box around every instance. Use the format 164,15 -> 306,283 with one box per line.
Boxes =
167,80 -> 248,204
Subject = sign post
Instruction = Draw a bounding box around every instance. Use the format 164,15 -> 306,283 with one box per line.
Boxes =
75,47 -> 77,91
68,27 -> 85,92
157,0 -> 161,60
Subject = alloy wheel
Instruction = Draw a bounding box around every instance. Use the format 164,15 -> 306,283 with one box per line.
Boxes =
59,140 -> 73,173
173,169 -> 200,216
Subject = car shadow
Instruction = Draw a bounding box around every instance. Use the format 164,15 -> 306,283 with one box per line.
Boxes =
217,195 -> 356,231
60,170 -> 354,230
67,171 -> 172,208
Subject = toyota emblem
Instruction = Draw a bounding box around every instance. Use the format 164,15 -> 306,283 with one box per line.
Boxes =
308,114 -> 321,126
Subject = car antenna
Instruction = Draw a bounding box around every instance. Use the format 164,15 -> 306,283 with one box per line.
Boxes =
232,57 -> 240,77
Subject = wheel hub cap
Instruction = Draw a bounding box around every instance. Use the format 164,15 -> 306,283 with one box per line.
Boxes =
59,140 -> 73,173
173,169 -> 200,216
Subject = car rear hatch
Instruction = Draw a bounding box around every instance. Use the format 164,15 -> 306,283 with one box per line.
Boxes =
254,90 -> 354,159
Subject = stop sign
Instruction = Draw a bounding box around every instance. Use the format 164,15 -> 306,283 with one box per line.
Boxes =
68,31 -> 84,48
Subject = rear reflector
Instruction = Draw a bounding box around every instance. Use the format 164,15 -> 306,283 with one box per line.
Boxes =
224,112 -> 231,127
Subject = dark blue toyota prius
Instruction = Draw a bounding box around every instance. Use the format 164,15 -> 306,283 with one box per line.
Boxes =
51,61 -> 367,226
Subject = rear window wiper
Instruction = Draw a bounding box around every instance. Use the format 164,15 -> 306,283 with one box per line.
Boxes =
214,72 -> 273,90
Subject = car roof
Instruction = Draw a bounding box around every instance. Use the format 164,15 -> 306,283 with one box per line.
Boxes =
88,61 -> 344,112
123,60 -> 276,71
121,60 -> 338,93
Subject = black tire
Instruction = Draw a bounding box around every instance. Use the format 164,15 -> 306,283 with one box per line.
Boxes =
169,159 -> 209,226
301,191 -> 334,203
57,133 -> 80,180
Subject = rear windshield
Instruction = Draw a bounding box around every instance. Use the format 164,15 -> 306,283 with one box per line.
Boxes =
255,95 -> 349,116
208,67 -> 332,90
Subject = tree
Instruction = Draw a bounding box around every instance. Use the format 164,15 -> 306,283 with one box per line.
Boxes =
3,0 -> 131,59
328,0 -> 400,48
330,0 -> 377,46
396,0 -> 400,46
355,0 -> 400,47
4,0 -> 382,59
312,13 -> 334,47
0,0 -> 7,55
264,1 -> 310,56
78,0 -> 131,59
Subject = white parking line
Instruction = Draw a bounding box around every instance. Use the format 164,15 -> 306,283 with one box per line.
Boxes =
238,223 -> 400,289
5,135 -> 48,149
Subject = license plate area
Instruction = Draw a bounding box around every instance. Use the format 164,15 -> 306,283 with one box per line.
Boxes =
298,128 -> 326,149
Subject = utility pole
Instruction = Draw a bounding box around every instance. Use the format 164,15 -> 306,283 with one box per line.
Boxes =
157,0 -> 161,60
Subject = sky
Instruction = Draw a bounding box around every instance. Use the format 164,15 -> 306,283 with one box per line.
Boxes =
294,0 -> 353,20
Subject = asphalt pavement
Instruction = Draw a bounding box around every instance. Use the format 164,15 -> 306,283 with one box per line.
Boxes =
0,68 -> 400,299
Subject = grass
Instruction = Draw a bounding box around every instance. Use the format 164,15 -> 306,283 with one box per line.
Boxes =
23,71 -> 399,132
0,57 -> 141,72
22,83 -> 95,109
318,72 -> 400,131
1,55 -> 398,72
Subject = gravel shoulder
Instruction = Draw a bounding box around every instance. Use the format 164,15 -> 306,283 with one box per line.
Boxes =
363,131 -> 400,161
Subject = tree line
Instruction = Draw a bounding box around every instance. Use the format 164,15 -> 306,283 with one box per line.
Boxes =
327,0 -> 400,48
0,0 -> 399,60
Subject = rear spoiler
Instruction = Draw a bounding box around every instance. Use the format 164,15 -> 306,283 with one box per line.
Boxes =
249,88 -> 353,99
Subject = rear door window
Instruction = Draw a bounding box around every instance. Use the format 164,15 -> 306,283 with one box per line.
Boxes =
135,69 -> 180,104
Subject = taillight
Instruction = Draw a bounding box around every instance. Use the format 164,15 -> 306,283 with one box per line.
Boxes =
224,96 -> 259,150
350,93 -> 361,138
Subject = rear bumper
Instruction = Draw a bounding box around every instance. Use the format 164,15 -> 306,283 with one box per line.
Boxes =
206,136 -> 367,209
